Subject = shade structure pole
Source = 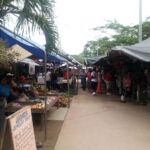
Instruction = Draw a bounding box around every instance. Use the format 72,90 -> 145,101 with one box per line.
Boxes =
139,0 -> 142,43
44,51 -> 47,141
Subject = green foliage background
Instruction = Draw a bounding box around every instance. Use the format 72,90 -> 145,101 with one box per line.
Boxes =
82,18 -> 150,58
0,0 -> 58,53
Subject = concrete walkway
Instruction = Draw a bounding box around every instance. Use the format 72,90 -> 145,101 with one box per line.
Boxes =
54,90 -> 150,150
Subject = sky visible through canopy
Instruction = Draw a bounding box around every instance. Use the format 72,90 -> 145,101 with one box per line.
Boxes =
7,0 -> 150,55
54,0 -> 150,55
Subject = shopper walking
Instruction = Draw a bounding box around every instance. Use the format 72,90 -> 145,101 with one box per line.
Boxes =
91,68 -> 97,96
80,69 -> 86,90
87,69 -> 92,92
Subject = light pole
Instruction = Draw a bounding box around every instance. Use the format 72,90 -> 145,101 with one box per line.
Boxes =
139,0 -> 142,43
136,0 -> 142,103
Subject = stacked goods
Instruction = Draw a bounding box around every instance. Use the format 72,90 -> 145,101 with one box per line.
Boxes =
55,96 -> 71,107
47,96 -> 57,105
7,102 -> 45,109
31,103 -> 45,109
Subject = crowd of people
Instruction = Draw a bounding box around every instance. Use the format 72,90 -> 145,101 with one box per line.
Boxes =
80,67 -> 150,105
0,66 -> 79,104
39,67 -> 78,92
80,68 -> 112,96
0,65 -> 149,105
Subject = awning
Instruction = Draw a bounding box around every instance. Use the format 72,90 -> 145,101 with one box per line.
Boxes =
84,55 -> 107,66
92,55 -> 107,65
0,25 -> 64,63
84,58 -> 95,66
7,44 -> 32,61
19,58 -> 40,66
51,52 -> 68,62
111,38 -> 150,62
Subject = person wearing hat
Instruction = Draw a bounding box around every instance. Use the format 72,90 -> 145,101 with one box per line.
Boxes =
6,73 -> 17,88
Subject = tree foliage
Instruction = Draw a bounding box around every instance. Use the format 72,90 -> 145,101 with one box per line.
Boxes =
0,0 -> 58,52
71,54 -> 85,64
0,40 -> 16,70
83,18 -> 150,57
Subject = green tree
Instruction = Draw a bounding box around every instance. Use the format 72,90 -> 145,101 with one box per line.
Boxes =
0,40 -> 16,70
83,41 -> 97,57
134,17 -> 150,40
83,18 -> 150,57
83,37 -> 113,57
0,0 -> 58,52
71,54 -> 85,64
94,20 -> 138,46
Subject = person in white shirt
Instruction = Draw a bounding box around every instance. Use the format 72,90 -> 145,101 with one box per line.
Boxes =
46,69 -> 51,91
91,68 -> 97,95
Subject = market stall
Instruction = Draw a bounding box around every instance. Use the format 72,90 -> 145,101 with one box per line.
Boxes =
5,96 -> 58,129
0,25 -> 64,140
105,38 -> 150,103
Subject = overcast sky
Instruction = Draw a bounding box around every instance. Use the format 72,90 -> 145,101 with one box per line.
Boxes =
53,0 -> 150,55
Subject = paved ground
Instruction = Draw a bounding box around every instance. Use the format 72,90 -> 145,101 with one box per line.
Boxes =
54,90 -> 150,150
34,120 -> 63,150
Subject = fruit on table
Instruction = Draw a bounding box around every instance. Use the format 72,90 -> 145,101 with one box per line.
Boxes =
56,96 -> 70,107
31,103 -> 45,109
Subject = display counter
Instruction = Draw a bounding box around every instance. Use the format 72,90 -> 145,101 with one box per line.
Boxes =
57,79 -> 72,85
5,96 -> 58,114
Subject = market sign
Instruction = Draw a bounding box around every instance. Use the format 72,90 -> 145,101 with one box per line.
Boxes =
2,106 -> 37,150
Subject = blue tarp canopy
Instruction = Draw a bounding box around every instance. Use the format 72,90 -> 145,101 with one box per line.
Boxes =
0,25 -> 64,63
51,52 -> 68,62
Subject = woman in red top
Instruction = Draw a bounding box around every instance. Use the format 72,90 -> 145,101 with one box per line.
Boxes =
63,69 -> 72,79
63,70 -> 68,79
19,74 -> 26,83
104,71 -> 112,95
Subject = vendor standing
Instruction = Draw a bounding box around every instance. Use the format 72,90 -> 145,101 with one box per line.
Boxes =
0,74 -> 18,103
0,78 -> 10,100
122,72 -> 132,101
139,69 -> 149,105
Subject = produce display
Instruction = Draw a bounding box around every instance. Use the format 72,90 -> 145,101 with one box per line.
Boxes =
55,96 -> 71,107
7,102 -> 45,110
31,103 -> 45,109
